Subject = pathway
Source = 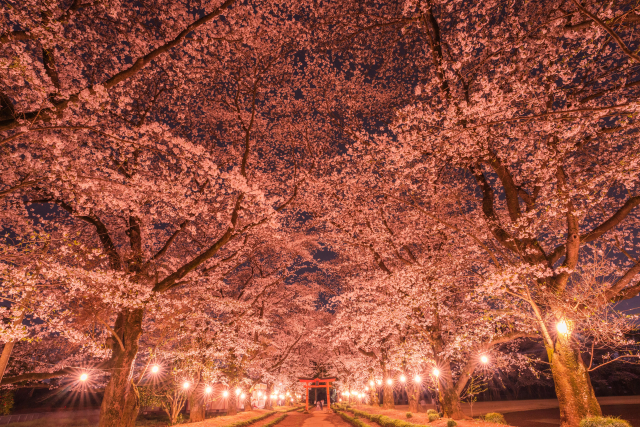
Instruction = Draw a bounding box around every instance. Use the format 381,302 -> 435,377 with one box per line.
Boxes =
301,409 -> 349,427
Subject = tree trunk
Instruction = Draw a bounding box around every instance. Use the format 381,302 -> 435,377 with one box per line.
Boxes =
382,366 -> 394,409
228,389 -> 238,415
98,309 -> 144,427
244,390 -> 253,411
369,374 -> 379,407
0,341 -> 16,384
439,381 -> 465,420
0,292 -> 31,384
548,336 -> 601,427
264,384 -> 273,410
407,383 -> 419,413
189,387 -> 206,422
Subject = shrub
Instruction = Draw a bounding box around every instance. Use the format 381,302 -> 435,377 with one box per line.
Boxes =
428,414 -> 440,422
263,414 -> 288,427
427,409 -> 438,416
580,416 -> 632,427
336,410 -> 374,427
406,413 -> 413,419
484,413 -> 507,425
0,390 -> 14,415
447,421 -> 457,427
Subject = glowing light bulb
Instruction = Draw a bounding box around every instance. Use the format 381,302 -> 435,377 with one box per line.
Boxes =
236,388 -> 241,395
183,381 -> 190,389
205,386 -> 212,393
80,373 -> 88,381
386,378 -> 393,385
365,386 -> 369,391
376,380 -> 382,385
279,394 -> 284,399
286,392 -> 290,396
557,320 -> 569,335
369,381 -> 374,386
481,355 -> 489,364
258,392 -> 262,397
241,394 -> 246,399
414,375 -> 421,383
223,390 -> 229,397
400,375 -> 406,383
432,368 -> 439,377
151,365 -> 160,374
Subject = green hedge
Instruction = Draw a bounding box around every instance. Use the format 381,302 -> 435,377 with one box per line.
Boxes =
263,414 -> 288,427
342,407 -> 431,427
276,406 -> 305,413
226,411 -> 276,427
580,416 -> 631,427
483,413 -> 507,425
337,410 -> 375,427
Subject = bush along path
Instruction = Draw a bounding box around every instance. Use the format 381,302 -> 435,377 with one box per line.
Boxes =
333,405 -> 431,427
333,405 -> 517,427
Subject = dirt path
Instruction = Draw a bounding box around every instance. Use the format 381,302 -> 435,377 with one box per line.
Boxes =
301,409 -> 350,427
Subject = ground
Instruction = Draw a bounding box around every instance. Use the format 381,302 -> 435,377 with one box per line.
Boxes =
1,398 -> 639,426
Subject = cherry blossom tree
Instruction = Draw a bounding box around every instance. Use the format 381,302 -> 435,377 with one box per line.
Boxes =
307,0 -> 640,425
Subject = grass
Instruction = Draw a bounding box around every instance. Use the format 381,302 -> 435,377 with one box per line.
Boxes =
580,416 -> 632,427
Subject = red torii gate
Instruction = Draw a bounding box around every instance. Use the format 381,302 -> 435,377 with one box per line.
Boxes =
298,377 -> 336,412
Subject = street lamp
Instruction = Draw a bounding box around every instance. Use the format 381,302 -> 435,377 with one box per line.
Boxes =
183,382 -> 190,390
151,365 -> 160,374
481,355 -> 489,364
236,388 -> 241,396
386,378 -> 393,385
414,375 -> 421,383
557,319 -> 570,335
400,375 -> 406,383
205,386 -> 212,393
80,373 -> 88,382
223,390 -> 229,397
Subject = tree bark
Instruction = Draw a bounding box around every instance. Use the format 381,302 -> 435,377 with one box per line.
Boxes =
548,336 -> 601,427
264,384 -> 273,410
369,374 -> 379,407
0,292 -> 31,384
407,383 -> 419,413
98,309 -> 144,427
244,390 -> 253,411
227,389 -> 238,415
438,379 -> 465,420
382,365 -> 395,409
189,387 -> 206,422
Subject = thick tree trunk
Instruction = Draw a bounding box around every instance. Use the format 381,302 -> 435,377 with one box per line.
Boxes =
407,383 -> 419,413
264,384 -> 273,410
228,389 -> 238,415
382,366 -> 394,409
369,374 -> 379,407
244,390 -> 253,411
439,381 -> 465,420
0,341 -> 16,384
189,386 -> 206,422
98,309 -> 144,427
548,337 -> 601,427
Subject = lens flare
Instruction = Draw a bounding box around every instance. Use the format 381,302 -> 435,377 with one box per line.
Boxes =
79,373 -> 88,382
